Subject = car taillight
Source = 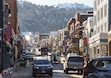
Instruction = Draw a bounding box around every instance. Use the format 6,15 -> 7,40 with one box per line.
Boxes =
66,62 -> 68,66
83,65 -> 88,71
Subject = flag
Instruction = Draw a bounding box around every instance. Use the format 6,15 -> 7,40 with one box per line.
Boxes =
4,24 -> 12,41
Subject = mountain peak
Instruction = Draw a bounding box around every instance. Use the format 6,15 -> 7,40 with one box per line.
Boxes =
57,3 -> 91,9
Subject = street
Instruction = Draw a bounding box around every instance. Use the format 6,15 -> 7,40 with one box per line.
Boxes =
11,62 -> 83,78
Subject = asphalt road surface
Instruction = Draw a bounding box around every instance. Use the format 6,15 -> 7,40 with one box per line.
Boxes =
11,62 -> 83,78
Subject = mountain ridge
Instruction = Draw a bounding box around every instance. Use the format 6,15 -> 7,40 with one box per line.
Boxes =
57,3 -> 92,8
17,1 -> 93,33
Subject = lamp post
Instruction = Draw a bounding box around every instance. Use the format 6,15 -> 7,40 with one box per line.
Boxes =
0,0 -> 4,73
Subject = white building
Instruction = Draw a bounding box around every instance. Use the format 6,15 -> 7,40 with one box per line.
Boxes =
93,0 -> 108,34
80,17 -> 93,57
89,0 -> 110,59
89,33 -> 108,59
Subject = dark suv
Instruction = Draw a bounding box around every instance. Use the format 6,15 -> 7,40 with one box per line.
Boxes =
63,54 -> 84,74
32,56 -> 53,77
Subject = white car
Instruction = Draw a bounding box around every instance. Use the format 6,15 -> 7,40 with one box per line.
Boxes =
25,52 -> 34,60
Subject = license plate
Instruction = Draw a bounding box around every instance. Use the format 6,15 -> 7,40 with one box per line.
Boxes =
41,71 -> 46,73
74,67 -> 78,69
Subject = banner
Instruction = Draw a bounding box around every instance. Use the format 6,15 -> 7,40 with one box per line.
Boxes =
4,24 -> 12,41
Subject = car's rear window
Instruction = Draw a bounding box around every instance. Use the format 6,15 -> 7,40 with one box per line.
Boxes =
68,57 -> 83,62
34,60 -> 50,65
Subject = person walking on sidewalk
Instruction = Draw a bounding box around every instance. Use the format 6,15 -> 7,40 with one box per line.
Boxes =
53,55 -> 57,65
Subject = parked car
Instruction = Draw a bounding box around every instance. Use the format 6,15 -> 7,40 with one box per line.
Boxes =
18,57 -> 26,66
25,52 -> 34,61
50,52 -> 61,64
63,53 -> 84,74
83,56 -> 111,78
56,51 -> 61,63
21,51 -> 27,58
32,56 -> 53,77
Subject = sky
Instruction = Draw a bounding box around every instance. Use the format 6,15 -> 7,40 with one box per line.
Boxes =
26,0 -> 94,7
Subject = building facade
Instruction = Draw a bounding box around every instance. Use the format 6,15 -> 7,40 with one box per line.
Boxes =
89,0 -> 111,59
66,12 -> 93,54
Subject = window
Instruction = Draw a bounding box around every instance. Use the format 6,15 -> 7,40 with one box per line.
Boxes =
97,27 -> 100,33
104,4 -> 107,17
102,45 -> 108,51
104,22 -> 107,32
101,7 -> 103,19
101,0 -> 103,2
94,0 -> 97,10
101,25 -> 103,32
98,0 -> 100,5
90,21 -> 93,27
94,15 -> 96,25
98,10 -> 100,21
34,60 -> 50,65
68,57 -> 83,62
94,60 -> 111,69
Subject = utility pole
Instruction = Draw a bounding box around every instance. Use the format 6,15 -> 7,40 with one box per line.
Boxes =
0,0 -> 4,72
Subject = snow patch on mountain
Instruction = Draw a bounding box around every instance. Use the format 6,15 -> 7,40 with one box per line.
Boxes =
57,3 -> 91,9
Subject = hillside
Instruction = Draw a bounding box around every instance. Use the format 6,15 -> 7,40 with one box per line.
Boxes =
17,1 -> 93,33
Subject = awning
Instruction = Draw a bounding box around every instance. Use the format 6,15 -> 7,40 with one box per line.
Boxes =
68,45 -> 79,51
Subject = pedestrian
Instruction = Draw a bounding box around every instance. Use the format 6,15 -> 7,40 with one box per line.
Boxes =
53,55 -> 57,65
86,54 -> 90,64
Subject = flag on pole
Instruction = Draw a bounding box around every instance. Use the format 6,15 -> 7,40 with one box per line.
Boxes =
4,24 -> 12,41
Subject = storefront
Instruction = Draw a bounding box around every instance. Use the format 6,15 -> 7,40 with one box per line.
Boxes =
89,33 -> 108,60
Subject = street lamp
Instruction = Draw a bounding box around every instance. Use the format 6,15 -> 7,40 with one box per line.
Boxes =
0,0 -> 4,73
0,0 -> 11,72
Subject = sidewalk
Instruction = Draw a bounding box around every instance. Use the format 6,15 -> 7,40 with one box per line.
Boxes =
1,67 -> 13,78
0,74 -> 2,78
11,60 -> 30,78
1,62 -> 20,78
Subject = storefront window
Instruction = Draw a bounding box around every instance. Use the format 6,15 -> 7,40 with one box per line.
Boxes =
102,45 -> 108,51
